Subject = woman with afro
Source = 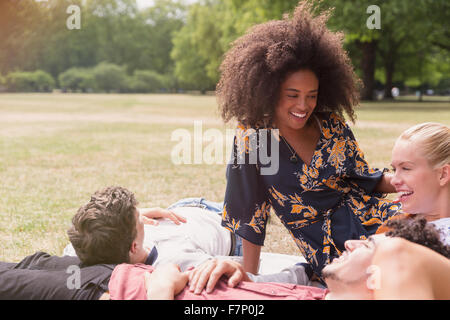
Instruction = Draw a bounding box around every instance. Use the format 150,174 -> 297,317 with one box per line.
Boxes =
218,1 -> 400,283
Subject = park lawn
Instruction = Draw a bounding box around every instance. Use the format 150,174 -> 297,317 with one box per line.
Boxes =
0,93 -> 449,262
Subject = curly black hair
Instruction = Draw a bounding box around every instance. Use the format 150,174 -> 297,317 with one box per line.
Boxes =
386,217 -> 450,259
216,1 -> 361,128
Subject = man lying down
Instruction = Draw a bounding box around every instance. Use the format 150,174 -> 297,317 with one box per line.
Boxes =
0,186 -> 306,300
62,187 -> 308,280
1,186 -> 449,300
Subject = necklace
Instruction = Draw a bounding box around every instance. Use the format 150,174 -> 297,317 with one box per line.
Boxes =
279,116 -> 321,165
281,136 -> 298,164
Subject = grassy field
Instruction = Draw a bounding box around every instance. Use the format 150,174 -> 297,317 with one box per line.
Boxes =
0,93 -> 449,262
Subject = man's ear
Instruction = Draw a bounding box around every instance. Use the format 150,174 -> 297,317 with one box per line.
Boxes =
129,240 -> 137,255
439,164 -> 449,187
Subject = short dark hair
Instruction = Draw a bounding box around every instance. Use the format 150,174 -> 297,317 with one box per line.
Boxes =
385,217 -> 450,258
216,1 -> 361,128
68,186 -> 138,265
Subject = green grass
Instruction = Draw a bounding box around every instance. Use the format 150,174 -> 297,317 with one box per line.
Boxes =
0,93 -> 449,261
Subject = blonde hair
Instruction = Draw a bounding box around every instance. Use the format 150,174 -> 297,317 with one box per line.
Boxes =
399,122 -> 450,169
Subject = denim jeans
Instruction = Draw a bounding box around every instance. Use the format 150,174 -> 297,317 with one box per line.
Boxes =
167,198 -> 243,256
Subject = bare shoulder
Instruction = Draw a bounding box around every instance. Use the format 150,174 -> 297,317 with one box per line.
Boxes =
374,237 -> 411,255
373,237 -> 450,299
374,237 -> 445,264
373,237 -> 450,282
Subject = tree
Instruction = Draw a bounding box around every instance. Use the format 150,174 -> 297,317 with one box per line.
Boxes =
127,70 -> 165,92
171,1 -> 221,92
33,70 -> 56,92
58,67 -> 95,92
396,48 -> 450,100
0,0 -> 51,75
0,0 -> 187,87
5,70 -> 55,92
135,0 -> 186,74
320,0 -> 449,100
171,0 -> 300,91
424,0 -> 450,52
314,0 -> 383,100
92,62 -> 127,92
2,0 -> 447,94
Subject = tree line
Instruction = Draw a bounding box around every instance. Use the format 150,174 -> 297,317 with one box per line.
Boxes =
0,0 -> 448,98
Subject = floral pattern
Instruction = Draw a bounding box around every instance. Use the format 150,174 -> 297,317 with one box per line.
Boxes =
222,112 -> 401,280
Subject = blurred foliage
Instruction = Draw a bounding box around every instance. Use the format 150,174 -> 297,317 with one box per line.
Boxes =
59,67 -> 96,92
127,69 -> 166,93
0,0 -> 448,96
5,70 -> 55,92
91,61 -> 127,92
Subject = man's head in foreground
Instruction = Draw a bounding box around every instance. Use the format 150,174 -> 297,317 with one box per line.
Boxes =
322,217 -> 450,299
67,186 -> 148,266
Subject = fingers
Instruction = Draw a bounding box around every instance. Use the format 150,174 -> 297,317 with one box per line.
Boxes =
189,260 -> 217,294
140,207 -> 186,225
166,211 -> 186,225
227,268 -> 244,288
208,261 -> 243,289
188,260 -> 245,295
206,264 -> 229,293
179,271 -> 190,288
141,216 -> 159,225
172,211 -> 187,224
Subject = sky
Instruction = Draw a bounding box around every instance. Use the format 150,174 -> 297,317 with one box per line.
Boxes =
136,0 -> 198,9
136,0 -> 153,9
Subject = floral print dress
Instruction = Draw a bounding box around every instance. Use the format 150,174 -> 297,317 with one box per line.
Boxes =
221,112 -> 400,280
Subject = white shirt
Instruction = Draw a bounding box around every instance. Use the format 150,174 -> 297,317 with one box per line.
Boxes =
145,206 -> 232,271
63,206 -> 232,271
63,206 -> 310,282
430,217 -> 450,246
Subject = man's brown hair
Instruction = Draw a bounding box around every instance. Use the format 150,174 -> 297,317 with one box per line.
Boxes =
68,186 -> 138,265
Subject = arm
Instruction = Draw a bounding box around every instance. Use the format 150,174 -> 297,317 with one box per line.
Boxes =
372,238 -> 450,300
242,238 -> 261,274
139,207 -> 187,225
373,172 -> 396,194
144,264 -> 189,300
188,259 -> 251,294
184,238 -> 261,292
222,131 -> 269,274
144,272 -> 175,300
341,119 -> 396,195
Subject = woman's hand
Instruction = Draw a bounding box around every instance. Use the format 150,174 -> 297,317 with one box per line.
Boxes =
374,171 -> 397,194
139,207 -> 187,225
188,259 -> 251,295
144,264 -> 189,300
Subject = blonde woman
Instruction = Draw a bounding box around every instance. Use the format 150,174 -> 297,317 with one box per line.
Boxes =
191,122 -> 450,294
378,122 -> 449,244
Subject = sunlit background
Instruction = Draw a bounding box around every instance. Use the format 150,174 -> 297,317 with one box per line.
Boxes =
0,0 -> 448,261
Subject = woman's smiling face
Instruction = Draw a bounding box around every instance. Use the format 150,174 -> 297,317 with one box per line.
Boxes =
390,138 -> 443,216
274,69 -> 319,132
